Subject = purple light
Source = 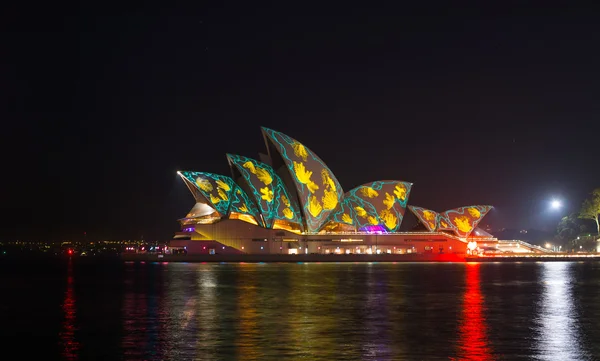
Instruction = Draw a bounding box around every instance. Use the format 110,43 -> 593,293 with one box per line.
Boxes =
359,225 -> 387,233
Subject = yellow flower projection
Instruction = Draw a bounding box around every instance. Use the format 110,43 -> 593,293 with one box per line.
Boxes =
321,169 -> 336,191
383,193 -> 395,209
342,213 -> 353,224
322,189 -> 338,210
423,210 -> 435,221
282,208 -> 294,219
368,216 -> 379,225
242,161 -> 256,173
393,184 -> 406,200
293,161 -> 319,193
292,141 -> 309,161
360,187 -> 379,198
428,221 -> 436,230
196,178 -> 213,192
217,188 -> 229,201
281,194 -> 290,207
380,209 -> 398,229
306,181 -> 319,194
308,195 -> 323,217
468,207 -> 481,219
354,206 -> 367,218
242,160 -> 272,185
239,203 -> 249,213
255,168 -> 273,185
453,216 -> 473,233
215,179 -> 231,191
210,194 -> 221,204
260,187 -> 274,202
440,221 -> 449,228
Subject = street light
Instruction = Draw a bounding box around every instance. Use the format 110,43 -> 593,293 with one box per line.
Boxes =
550,199 -> 562,210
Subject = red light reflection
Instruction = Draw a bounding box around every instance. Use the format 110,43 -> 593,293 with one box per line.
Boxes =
60,259 -> 79,360
456,263 -> 492,360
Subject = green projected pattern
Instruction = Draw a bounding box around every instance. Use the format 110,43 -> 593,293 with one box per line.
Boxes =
410,205 -> 493,238
228,185 -> 261,225
227,154 -> 302,229
408,206 -> 439,232
262,127 -> 344,232
437,213 -> 453,232
328,181 -> 412,232
440,205 -> 493,238
328,197 -> 358,230
179,171 -> 237,216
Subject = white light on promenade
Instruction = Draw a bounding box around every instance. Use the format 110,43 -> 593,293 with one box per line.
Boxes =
551,200 -> 562,210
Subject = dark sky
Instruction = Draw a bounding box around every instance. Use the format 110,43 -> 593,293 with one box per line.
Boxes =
3,5 -> 599,241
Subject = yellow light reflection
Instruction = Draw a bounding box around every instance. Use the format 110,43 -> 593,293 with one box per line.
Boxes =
236,264 -> 260,360
195,265 -> 218,358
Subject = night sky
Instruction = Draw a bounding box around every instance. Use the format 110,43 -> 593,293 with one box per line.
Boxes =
3,5 -> 599,241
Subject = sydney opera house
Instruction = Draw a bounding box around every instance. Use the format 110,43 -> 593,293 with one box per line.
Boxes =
171,127 -> 496,255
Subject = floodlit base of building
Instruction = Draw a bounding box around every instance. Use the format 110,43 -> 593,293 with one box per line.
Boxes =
170,219 -> 502,256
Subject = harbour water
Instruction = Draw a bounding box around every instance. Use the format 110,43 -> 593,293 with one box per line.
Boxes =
2,259 -> 600,360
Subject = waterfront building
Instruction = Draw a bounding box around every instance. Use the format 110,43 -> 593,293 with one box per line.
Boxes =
171,127 -> 496,255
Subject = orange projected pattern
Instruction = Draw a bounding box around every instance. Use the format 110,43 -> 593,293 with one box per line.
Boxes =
456,263 -> 492,360
410,205 -> 492,238
262,127 -> 344,233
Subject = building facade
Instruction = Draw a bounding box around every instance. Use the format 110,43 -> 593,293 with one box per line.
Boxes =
171,127 -> 495,255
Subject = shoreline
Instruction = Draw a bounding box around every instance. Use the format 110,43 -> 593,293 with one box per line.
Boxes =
120,253 -> 600,263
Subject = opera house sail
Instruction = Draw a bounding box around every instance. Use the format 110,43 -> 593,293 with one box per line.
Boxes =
174,127 -> 495,255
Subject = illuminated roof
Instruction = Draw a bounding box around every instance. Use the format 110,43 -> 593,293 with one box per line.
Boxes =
227,153 -> 303,229
409,205 -> 493,238
328,180 -> 412,232
178,171 -> 236,216
262,127 -> 344,232
177,128 -> 492,235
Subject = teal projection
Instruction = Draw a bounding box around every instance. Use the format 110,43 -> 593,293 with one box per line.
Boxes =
328,181 -> 412,232
227,154 -> 302,229
408,206 -> 439,232
177,127 -> 494,236
178,171 -> 237,216
440,206 -> 492,238
262,127 -> 344,232
228,185 -> 261,225
328,197 -> 358,229
409,205 -> 493,238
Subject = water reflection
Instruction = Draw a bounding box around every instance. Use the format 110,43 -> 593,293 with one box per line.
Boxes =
60,259 -> 78,360
107,262 -> 600,360
535,262 -> 588,360
456,263 -> 492,360
122,264 -> 150,359
195,265 -> 219,358
362,263 -> 392,360
236,265 -> 260,360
